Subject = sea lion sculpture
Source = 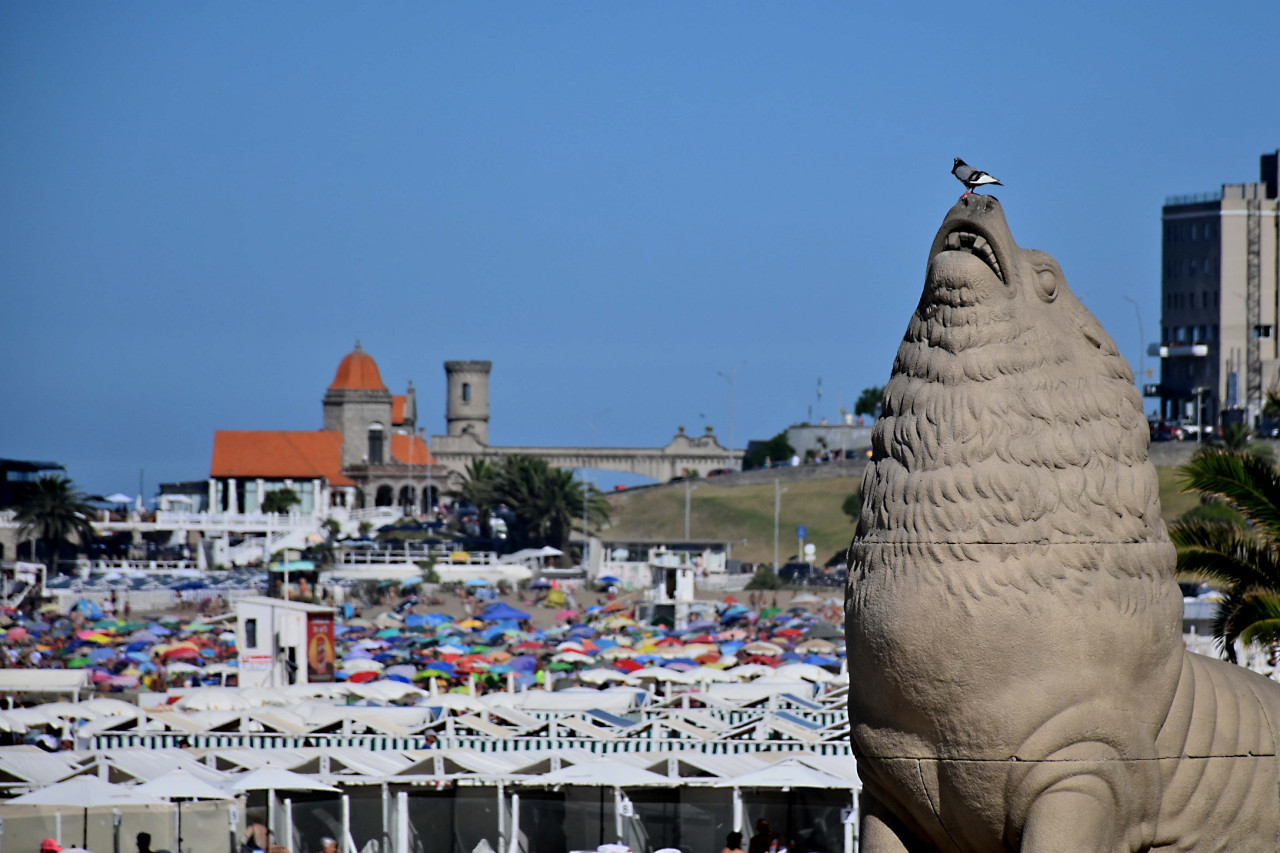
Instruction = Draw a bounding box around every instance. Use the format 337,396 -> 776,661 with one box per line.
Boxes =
846,195 -> 1280,851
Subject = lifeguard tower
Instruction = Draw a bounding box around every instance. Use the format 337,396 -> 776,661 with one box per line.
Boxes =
235,596 -> 337,688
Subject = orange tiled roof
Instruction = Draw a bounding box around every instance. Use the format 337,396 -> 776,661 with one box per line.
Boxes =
390,433 -> 435,466
392,395 -> 406,425
211,431 -> 353,486
329,343 -> 387,391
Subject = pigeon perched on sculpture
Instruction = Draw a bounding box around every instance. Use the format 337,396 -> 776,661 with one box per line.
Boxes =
952,157 -> 1002,197
845,192 -> 1280,851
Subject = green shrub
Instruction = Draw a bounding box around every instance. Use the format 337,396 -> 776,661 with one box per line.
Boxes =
745,566 -> 782,590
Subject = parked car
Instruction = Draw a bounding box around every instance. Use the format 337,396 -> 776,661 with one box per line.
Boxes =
1179,423 -> 1214,440
778,562 -> 817,585
1148,420 -> 1186,441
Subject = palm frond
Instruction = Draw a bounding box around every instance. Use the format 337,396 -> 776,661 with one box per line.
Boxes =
1170,519 -> 1280,590
1212,587 -> 1280,662
1177,451 -> 1280,542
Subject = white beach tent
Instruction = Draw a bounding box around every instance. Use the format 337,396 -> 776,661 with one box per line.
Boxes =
138,769 -> 233,800
137,770 -> 236,853
226,766 -> 339,794
537,760 -> 673,788
175,687 -> 259,711
714,759 -> 861,853
227,766 -> 340,853
7,775 -> 164,807
533,760 -> 672,850
4,776 -> 167,853
713,758 -> 856,791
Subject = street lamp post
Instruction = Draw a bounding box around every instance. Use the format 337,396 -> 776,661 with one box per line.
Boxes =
773,479 -> 788,572
1122,295 -> 1147,394
1193,386 -> 1210,444
718,363 -> 743,469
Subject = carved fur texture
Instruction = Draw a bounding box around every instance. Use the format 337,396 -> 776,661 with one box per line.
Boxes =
846,196 -> 1280,852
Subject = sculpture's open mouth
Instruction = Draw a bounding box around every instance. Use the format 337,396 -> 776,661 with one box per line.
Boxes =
940,229 -> 1003,282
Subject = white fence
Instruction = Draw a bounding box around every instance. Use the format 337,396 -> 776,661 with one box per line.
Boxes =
49,587 -> 256,614
696,574 -> 752,592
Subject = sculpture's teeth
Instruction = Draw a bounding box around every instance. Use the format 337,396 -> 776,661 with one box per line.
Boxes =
944,230 -> 1003,281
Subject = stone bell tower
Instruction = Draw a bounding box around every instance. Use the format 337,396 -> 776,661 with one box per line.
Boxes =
444,360 -> 491,445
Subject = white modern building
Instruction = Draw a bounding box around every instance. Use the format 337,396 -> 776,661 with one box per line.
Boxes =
1156,149 -> 1280,427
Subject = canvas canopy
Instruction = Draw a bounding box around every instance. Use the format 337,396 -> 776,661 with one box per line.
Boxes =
226,766 -> 339,793
136,770 -> 233,800
8,776 -> 165,806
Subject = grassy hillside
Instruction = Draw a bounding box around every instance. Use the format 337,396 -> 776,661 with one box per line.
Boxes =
604,464 -> 1198,565
603,477 -> 863,566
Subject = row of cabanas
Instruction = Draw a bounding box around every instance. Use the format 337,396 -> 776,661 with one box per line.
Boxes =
0,745 -> 862,853
4,684 -> 853,754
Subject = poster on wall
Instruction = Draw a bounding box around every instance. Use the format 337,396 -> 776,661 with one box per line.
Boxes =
306,613 -> 336,682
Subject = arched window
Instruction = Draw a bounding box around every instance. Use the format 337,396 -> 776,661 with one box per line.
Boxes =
368,423 -> 385,465
398,485 -> 414,509
375,485 -> 394,506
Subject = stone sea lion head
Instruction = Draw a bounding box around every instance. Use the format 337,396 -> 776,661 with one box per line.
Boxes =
856,195 -> 1165,548
921,194 -> 1104,357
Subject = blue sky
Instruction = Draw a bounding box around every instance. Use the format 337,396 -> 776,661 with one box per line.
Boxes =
2,2 -> 1277,498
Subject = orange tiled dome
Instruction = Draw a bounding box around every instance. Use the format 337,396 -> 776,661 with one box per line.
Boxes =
329,342 -> 387,391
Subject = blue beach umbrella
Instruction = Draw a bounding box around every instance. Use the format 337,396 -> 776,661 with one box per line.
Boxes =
482,603 -> 530,622
507,655 -> 538,672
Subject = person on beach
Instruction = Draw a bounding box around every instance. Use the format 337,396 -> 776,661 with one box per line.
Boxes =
747,820 -> 776,853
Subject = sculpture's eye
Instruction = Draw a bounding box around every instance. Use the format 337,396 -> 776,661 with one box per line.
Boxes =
1035,268 -> 1058,302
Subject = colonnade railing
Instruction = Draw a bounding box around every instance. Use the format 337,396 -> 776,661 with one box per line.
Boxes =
90,731 -> 853,756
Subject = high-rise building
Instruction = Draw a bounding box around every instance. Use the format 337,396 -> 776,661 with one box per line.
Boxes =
1156,150 -> 1279,429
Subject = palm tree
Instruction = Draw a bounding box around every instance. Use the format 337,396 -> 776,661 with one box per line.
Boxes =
492,456 -> 610,552
14,475 -> 99,577
449,458 -> 500,538
1169,450 -> 1280,661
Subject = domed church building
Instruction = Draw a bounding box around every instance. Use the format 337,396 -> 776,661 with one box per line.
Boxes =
209,343 -> 438,514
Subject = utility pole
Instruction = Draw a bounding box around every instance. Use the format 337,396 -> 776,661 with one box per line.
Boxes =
773,480 -> 788,572
583,410 -> 610,569
420,428 -> 431,520
684,479 -> 696,540
718,363 -> 743,469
